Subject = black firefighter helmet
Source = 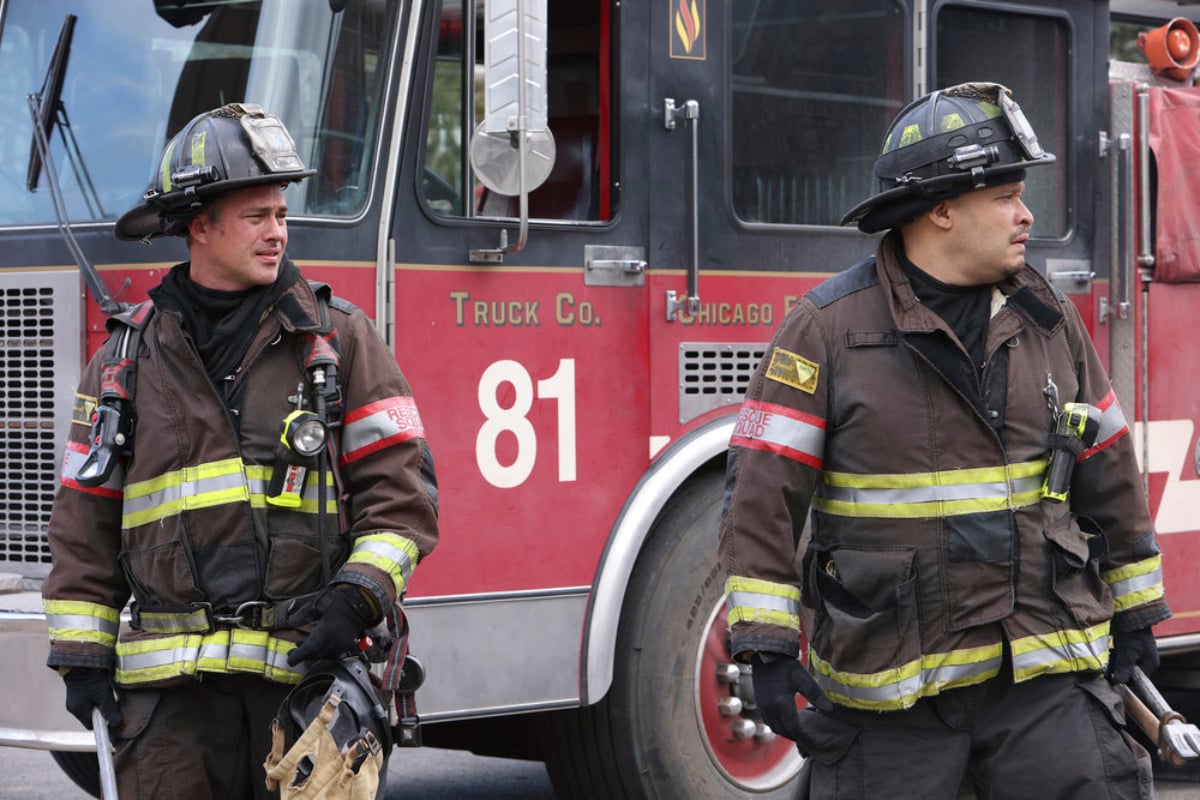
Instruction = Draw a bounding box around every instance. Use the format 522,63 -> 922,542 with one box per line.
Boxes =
841,82 -> 1056,234
263,656 -> 394,795
115,102 -> 315,241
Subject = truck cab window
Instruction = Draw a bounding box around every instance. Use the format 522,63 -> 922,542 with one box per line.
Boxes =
936,7 -> 1068,238
422,0 -> 611,222
730,0 -> 905,227
0,0 -> 395,227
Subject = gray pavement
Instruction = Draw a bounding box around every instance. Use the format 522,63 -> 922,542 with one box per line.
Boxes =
2,741 -> 1199,798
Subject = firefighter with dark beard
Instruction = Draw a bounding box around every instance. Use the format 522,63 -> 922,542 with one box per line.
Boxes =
720,84 -> 1168,799
43,103 -> 438,799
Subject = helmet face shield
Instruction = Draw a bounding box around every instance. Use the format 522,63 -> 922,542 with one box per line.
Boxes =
995,87 -> 1044,160
841,82 -> 1054,233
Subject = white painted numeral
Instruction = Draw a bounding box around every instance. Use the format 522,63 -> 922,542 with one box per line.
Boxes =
476,359 -> 577,488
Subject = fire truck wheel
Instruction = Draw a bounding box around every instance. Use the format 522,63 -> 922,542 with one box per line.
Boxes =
51,750 -> 101,798
539,465 -> 804,798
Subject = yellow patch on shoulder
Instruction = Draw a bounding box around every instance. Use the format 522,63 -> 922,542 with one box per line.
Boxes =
766,348 -> 819,394
72,393 -> 97,427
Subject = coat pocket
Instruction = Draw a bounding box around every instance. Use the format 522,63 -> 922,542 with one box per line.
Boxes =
809,545 -> 919,676
264,534 -> 327,600
119,540 -> 203,607
942,511 -> 1015,632
1044,514 -> 1112,627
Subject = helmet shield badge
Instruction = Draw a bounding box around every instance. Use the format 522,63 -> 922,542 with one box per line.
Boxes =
841,82 -> 1054,233
115,103 -> 315,242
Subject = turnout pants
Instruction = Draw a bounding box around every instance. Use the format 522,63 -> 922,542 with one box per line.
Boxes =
797,670 -> 1154,800
111,673 -> 293,800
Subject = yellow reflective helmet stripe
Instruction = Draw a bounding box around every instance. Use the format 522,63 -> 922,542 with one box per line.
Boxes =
345,533 -> 419,596
1103,555 -> 1165,612
190,130 -> 207,168
44,599 -> 120,647
940,112 -> 966,132
812,459 -> 1046,518
725,576 -> 802,631
115,628 -> 303,685
897,122 -> 923,148
160,138 -> 177,193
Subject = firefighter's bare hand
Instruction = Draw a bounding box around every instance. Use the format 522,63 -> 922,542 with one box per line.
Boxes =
1109,627 -> 1160,684
286,584 -> 379,666
62,668 -> 122,730
751,652 -> 833,743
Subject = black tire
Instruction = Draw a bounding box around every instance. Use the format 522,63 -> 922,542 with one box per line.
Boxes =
51,750 -> 101,798
540,466 -> 803,799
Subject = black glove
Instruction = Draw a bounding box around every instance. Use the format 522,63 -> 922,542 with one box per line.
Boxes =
62,668 -> 122,730
751,652 -> 833,742
286,584 -> 379,666
1109,626 -> 1160,684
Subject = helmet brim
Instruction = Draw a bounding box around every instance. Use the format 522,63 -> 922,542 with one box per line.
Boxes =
840,153 -> 1055,234
114,169 -> 315,241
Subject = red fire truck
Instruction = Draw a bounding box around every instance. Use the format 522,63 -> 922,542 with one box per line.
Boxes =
1,0 -> 1199,796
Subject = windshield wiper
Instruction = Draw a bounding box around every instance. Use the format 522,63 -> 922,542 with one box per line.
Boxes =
26,13 -> 123,316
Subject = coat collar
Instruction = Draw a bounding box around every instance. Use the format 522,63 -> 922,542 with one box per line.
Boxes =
875,231 -> 1065,339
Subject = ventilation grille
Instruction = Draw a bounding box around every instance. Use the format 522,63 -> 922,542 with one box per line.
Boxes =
678,343 -> 768,424
0,274 -> 80,576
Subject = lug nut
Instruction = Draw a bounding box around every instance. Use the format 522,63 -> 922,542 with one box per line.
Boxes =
755,723 -> 777,743
718,696 -> 743,716
716,662 -> 741,684
731,718 -> 758,740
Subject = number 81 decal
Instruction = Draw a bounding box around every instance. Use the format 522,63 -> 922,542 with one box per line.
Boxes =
476,359 -> 576,488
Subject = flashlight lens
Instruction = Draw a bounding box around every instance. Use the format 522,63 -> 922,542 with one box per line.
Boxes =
293,418 -> 327,456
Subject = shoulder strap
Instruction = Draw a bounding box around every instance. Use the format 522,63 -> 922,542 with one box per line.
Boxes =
74,300 -> 155,487
98,300 -> 155,405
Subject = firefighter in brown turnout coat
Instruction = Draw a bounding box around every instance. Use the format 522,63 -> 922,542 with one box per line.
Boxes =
720,84 -> 1169,798
42,104 -> 438,798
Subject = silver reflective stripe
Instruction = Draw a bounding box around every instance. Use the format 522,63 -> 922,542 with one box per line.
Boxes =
1109,565 -> 1163,599
1011,635 -> 1108,674
119,644 -> 198,674
818,474 -> 1041,505
731,400 -> 825,462
350,535 -> 415,580
1089,392 -> 1128,450
122,468 -> 249,518
726,589 -> 801,617
45,612 -> 119,641
812,653 -> 1001,708
247,471 -> 334,502
136,608 -> 210,634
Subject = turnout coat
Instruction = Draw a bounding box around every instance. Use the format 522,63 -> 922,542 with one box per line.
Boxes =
43,267 -> 439,687
720,232 -> 1169,711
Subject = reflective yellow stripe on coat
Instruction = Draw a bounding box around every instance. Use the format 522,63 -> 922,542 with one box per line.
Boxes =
810,643 -> 1003,712
115,628 -> 303,685
345,533 -> 419,596
724,576 -> 801,632
122,459 -> 337,528
44,600 -> 120,648
812,459 -> 1047,518
1103,555 -> 1165,613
